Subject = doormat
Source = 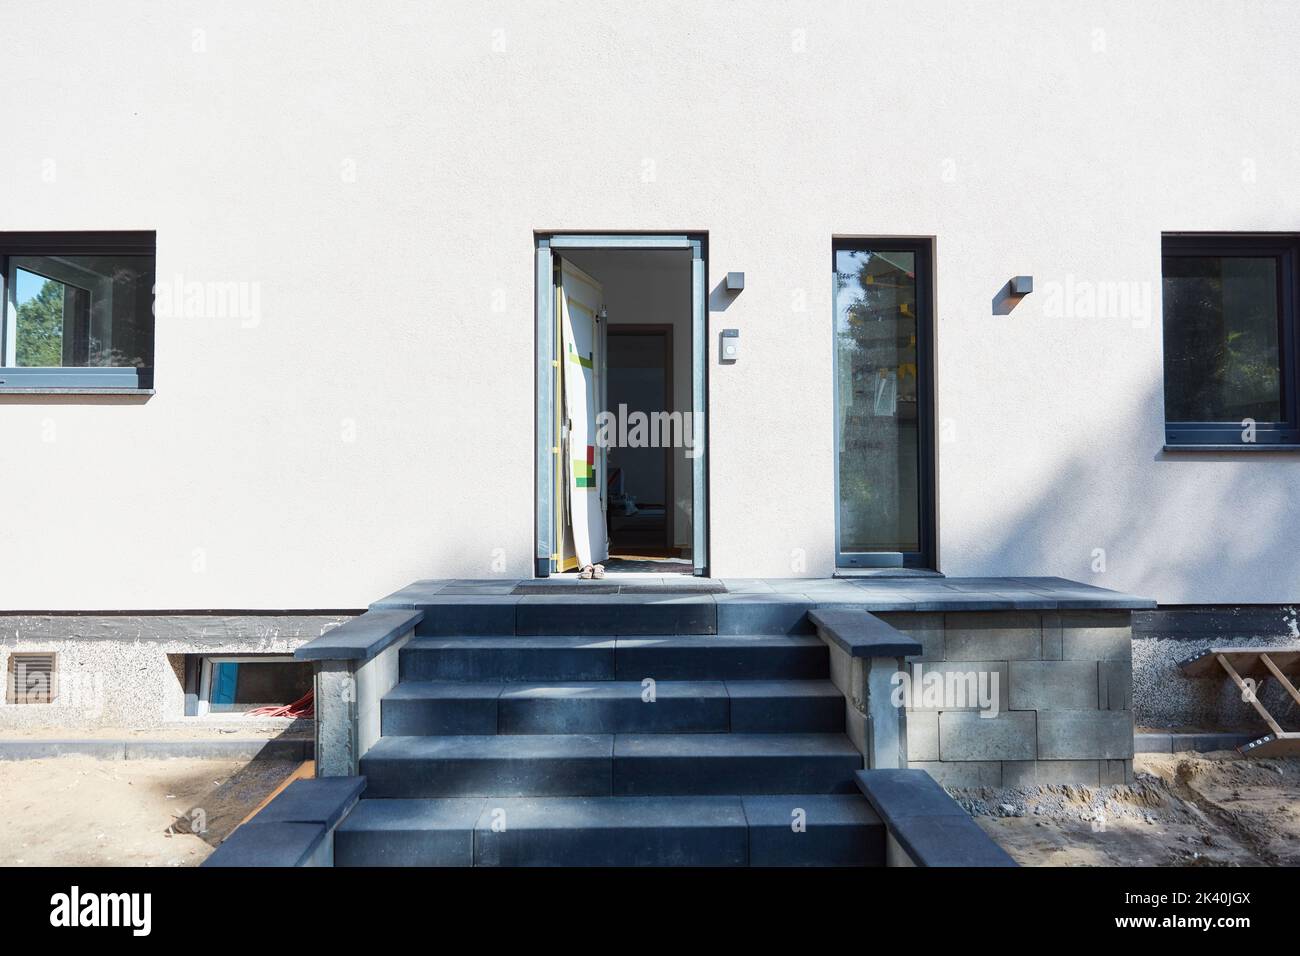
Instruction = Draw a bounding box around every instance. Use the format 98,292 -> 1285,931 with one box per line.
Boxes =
512,582 -> 727,595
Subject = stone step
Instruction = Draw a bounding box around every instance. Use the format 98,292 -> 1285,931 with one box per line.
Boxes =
399,637 -> 616,682
360,733 -> 862,798
474,796 -> 747,866
614,635 -> 828,680
380,679 -> 844,735
613,733 -> 862,795
724,680 -> 845,733
393,593 -> 720,638
741,794 -> 884,866
513,595 -> 717,636
360,734 -> 613,798
398,634 -> 828,683
333,794 -> 883,866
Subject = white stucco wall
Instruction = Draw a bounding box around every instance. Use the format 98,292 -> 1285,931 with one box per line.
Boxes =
1,1 -> 1298,610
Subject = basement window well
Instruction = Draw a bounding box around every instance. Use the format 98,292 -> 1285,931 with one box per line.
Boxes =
187,656 -> 313,717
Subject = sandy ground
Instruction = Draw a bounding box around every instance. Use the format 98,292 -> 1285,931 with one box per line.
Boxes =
2,749 -> 1295,868
1,722 -> 311,740
956,751 -> 1300,866
0,757 -> 301,866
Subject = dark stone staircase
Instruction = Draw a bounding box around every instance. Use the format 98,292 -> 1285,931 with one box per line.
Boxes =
333,601 -> 884,866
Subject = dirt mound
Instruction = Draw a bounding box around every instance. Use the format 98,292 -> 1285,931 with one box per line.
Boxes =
952,752 -> 1300,866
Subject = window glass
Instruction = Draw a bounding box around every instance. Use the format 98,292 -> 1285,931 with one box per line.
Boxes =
835,247 -> 922,554
7,254 -> 154,369
1162,254 -> 1282,423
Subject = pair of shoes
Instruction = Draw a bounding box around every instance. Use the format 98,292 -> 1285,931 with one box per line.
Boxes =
579,564 -> 606,580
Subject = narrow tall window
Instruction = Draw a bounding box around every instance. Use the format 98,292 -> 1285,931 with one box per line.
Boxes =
0,232 -> 155,390
833,240 -> 933,567
1162,235 -> 1299,446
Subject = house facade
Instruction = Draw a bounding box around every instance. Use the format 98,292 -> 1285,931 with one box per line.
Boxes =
1,3 -> 1298,740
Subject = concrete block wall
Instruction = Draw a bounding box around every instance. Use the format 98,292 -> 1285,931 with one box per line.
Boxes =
880,611 -> 1135,788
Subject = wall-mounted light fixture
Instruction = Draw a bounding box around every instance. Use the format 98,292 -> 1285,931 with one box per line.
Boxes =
993,275 -> 1034,315
726,272 -> 745,292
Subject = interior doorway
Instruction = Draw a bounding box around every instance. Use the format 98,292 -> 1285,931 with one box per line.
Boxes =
605,325 -> 675,563
535,235 -> 706,577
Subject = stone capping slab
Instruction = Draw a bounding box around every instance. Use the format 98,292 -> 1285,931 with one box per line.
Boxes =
253,776 -> 366,830
807,609 -> 923,658
853,769 -> 1017,868
294,609 -> 424,662
201,776 -> 366,867
201,821 -> 326,867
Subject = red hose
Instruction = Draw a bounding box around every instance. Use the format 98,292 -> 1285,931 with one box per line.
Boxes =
246,690 -> 314,718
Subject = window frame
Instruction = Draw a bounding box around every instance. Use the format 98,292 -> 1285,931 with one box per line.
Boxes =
831,237 -> 937,569
0,231 -> 156,393
1161,233 -> 1300,447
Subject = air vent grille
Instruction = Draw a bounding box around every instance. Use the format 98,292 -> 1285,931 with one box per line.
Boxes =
7,652 -> 57,704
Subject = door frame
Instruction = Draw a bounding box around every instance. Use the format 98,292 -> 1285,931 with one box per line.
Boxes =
535,233 -> 709,576
831,236 -> 938,569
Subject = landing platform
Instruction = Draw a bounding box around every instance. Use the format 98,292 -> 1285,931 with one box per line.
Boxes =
374,576 -> 1154,613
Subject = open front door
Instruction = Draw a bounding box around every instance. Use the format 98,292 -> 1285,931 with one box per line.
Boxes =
555,258 -> 609,571
535,234 -> 706,577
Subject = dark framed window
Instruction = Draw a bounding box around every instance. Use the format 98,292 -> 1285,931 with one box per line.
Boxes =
1162,234 -> 1299,446
832,238 -> 936,568
0,231 -> 155,391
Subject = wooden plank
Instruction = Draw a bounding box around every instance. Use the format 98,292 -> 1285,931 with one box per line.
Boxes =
1216,654 -> 1286,738
1179,646 -> 1300,677
1260,654 -> 1300,708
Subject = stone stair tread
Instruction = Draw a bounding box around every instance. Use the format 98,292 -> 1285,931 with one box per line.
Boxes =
338,797 -> 487,831
405,634 -> 821,649
385,679 -> 833,700
616,635 -> 824,648
384,680 -> 730,701
614,732 -> 859,757
741,793 -> 881,826
499,680 -> 727,700
364,733 -> 613,760
474,794 -> 747,829
385,681 -> 505,700
723,679 -> 841,698
406,636 -> 616,650
333,794 -> 883,866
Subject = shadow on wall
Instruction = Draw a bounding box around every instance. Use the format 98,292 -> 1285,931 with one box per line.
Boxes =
991,281 -> 1028,316
708,279 -> 739,313
957,378 -> 1300,606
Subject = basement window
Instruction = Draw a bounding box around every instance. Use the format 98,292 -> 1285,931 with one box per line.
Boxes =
192,656 -> 313,717
6,652 -> 57,704
0,231 -> 156,391
1162,234 -> 1300,447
